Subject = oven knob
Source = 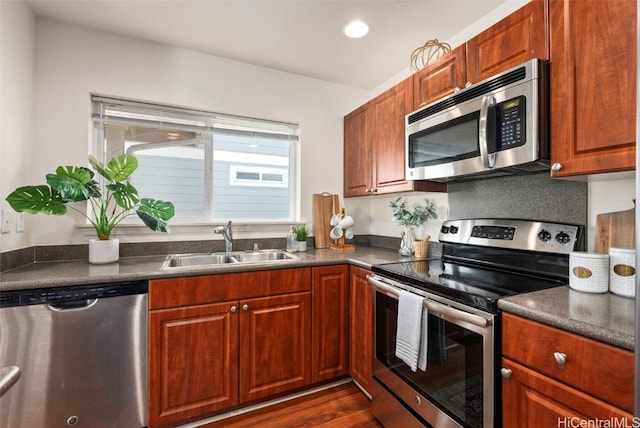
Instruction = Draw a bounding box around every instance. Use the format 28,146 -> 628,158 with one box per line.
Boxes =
449,225 -> 459,234
556,231 -> 571,245
440,225 -> 450,234
537,229 -> 552,242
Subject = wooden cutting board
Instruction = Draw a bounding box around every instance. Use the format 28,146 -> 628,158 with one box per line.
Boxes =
594,207 -> 635,253
313,193 -> 339,248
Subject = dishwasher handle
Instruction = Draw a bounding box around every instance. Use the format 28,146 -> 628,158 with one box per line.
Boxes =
48,298 -> 98,312
0,366 -> 21,398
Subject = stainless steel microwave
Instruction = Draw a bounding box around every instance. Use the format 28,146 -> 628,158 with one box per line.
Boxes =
406,59 -> 549,182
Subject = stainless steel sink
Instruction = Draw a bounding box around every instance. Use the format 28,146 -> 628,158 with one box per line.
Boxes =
161,250 -> 296,269
231,251 -> 296,263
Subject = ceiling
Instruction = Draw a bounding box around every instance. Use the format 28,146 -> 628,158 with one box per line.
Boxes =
25,0 -> 507,90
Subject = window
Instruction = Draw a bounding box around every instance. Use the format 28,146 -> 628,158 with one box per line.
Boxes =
91,97 -> 299,222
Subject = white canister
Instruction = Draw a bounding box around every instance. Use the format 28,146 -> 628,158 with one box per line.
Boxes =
569,252 -> 609,293
608,247 -> 636,297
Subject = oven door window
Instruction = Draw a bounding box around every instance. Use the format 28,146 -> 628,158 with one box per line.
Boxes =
375,292 -> 484,428
408,111 -> 480,168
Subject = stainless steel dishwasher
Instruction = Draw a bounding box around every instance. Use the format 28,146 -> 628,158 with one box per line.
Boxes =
0,280 -> 148,427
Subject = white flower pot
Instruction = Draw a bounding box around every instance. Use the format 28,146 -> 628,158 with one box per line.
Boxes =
89,238 -> 119,264
295,240 -> 307,252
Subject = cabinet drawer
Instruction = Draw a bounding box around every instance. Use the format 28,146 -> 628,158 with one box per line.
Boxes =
149,267 -> 312,309
502,312 -> 633,411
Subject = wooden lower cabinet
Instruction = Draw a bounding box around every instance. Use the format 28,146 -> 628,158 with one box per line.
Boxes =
240,292 -> 311,403
149,302 -> 239,428
148,269 -> 312,427
501,313 -> 634,427
348,266 -> 373,395
311,265 -> 349,383
502,358 -> 633,427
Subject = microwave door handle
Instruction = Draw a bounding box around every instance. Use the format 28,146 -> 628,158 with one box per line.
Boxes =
479,95 -> 496,168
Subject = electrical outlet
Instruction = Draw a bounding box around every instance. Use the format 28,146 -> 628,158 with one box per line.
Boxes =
1,210 -> 10,234
16,212 -> 24,233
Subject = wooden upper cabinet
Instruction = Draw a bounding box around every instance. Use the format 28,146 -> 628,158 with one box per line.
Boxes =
467,0 -> 549,83
414,44 -> 467,109
344,78 -> 446,198
372,77 -> 415,194
344,102 -> 373,196
549,0 -> 636,176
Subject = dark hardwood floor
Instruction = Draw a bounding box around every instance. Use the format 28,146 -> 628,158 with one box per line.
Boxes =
201,382 -> 382,427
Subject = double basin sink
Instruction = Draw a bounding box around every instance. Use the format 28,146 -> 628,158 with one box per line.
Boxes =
162,249 -> 297,269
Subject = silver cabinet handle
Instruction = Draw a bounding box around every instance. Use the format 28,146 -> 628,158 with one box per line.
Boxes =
553,351 -> 568,366
231,306 -> 237,313
242,304 -> 249,311
551,163 -> 563,172
465,81 -> 473,88
500,368 -> 512,380
0,366 -> 21,398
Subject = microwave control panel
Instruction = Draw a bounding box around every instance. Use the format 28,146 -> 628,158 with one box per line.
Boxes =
495,96 -> 526,150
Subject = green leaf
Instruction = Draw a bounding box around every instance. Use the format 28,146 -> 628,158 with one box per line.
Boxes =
137,198 -> 175,221
5,185 -> 67,215
89,154 -> 138,183
108,182 -> 139,210
46,170 -> 92,202
136,209 -> 171,233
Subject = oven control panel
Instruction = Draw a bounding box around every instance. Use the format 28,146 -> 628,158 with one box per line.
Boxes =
439,218 -> 582,254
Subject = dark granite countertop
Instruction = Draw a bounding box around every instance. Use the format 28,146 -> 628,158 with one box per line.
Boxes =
3,246 -> 634,351
0,246 -> 402,291
499,286 -> 635,351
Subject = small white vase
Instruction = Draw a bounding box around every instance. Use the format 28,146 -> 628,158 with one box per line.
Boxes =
89,238 -> 119,264
295,240 -> 307,252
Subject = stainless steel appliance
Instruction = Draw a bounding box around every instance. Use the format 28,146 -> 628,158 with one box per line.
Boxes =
406,59 -> 549,182
0,280 -> 148,428
368,219 -> 582,428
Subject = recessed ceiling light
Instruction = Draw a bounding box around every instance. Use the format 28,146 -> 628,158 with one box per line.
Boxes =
344,20 -> 369,39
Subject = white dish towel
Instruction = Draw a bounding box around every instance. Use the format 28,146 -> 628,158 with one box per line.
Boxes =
395,290 -> 428,372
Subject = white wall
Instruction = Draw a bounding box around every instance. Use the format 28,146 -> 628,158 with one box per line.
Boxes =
2,17 -> 368,247
1,2 -> 635,252
0,1 -> 35,253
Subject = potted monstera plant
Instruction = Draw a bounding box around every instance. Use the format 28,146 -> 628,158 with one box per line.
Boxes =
6,154 -> 175,264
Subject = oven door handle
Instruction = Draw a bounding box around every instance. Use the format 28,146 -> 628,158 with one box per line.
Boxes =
368,275 -> 490,329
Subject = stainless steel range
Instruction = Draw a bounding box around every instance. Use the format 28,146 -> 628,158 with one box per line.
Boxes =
368,218 -> 583,428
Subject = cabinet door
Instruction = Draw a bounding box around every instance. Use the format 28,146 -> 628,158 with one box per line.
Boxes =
344,102 -> 373,197
550,0 -> 636,176
349,266 -> 373,395
372,77 -> 415,195
239,292 -> 311,403
502,358 -> 633,427
467,0 -> 548,83
311,265 -> 349,383
413,44 -> 467,109
149,302 -> 239,427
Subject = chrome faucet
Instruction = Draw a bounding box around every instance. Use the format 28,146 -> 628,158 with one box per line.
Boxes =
214,221 -> 233,253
